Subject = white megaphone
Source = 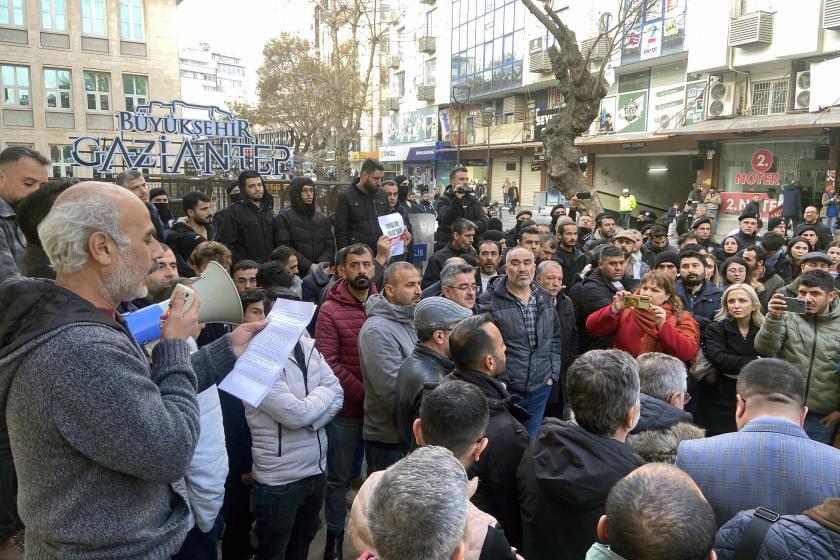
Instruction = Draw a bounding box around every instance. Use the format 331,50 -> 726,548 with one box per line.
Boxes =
124,260 -> 244,346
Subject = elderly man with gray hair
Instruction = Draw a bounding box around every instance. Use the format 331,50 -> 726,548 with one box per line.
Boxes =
0,182 -> 265,559
625,352 -> 704,463
440,261 -> 480,310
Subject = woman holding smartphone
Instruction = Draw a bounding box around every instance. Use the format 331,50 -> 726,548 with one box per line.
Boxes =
586,271 -> 700,360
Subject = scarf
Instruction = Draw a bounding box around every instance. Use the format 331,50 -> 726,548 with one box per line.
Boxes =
630,302 -> 675,355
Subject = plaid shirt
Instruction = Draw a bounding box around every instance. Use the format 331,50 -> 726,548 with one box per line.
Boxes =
675,417 -> 840,527
513,289 -> 539,349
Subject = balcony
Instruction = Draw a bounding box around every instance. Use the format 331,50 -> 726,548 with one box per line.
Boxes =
728,11 -> 774,47
387,55 -> 401,69
581,37 -> 608,61
529,50 -> 552,73
825,0 -> 840,29
386,97 -> 400,111
418,35 -> 436,54
417,85 -> 435,101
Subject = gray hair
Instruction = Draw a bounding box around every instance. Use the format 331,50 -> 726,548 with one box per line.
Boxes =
505,246 -> 533,265
38,190 -> 128,275
114,169 -> 144,187
367,446 -> 469,560
567,350 -> 640,438
383,261 -> 416,286
636,352 -> 687,402
440,262 -> 475,287
535,259 -> 562,279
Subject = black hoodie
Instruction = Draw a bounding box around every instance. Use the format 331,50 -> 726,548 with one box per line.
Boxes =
273,181 -> 335,273
518,418 -> 645,560
218,192 -> 275,264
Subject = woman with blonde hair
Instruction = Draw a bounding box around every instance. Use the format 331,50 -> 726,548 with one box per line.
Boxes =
586,270 -> 700,360
694,283 -> 765,435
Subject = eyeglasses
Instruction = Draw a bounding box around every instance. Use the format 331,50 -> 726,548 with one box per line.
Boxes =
447,283 -> 478,293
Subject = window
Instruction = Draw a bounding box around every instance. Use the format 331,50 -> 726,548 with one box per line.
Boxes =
81,0 -> 106,36
49,145 -> 74,178
44,68 -> 71,109
122,74 -> 147,111
84,71 -> 110,111
424,58 -> 436,86
41,0 -> 66,30
119,0 -> 144,41
425,9 -> 435,36
396,71 -> 405,96
751,79 -> 788,116
0,0 -> 24,26
1,65 -> 30,107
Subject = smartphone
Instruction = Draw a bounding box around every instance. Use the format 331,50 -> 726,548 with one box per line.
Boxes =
624,295 -> 651,309
575,192 -> 593,200
781,296 -> 806,314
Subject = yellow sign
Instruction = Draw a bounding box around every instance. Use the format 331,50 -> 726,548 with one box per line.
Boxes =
351,151 -> 379,161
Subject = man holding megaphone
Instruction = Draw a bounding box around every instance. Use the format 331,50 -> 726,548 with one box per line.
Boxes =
0,182 -> 266,559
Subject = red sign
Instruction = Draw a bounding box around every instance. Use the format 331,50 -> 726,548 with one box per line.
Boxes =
735,171 -> 780,186
719,192 -> 782,217
751,149 -> 773,173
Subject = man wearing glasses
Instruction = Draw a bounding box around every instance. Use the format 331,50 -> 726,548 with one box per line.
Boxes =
440,262 -> 480,312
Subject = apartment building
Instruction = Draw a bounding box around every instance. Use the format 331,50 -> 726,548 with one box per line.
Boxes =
0,0 -> 181,177
179,42 -> 248,116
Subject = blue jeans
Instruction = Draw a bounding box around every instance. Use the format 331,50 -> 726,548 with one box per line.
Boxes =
804,411 -> 839,445
510,383 -> 553,439
709,209 -> 719,233
823,216 -> 837,234
251,475 -> 325,560
619,211 -> 631,228
324,415 -> 363,533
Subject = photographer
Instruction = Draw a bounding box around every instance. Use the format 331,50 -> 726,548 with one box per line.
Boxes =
434,167 -> 487,250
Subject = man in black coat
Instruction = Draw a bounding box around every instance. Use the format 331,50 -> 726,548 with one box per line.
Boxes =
219,169 -> 275,264
421,218 -> 478,289
333,158 -> 390,252
434,166 -> 487,249
518,350 -> 646,560
393,297 -> 472,451
732,210 -> 760,251
554,220 -> 587,287
446,314 -> 531,550
795,206 -> 833,251
274,176 -> 335,276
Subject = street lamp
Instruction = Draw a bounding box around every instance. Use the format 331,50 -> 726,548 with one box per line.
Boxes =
482,106 -> 496,198
451,81 -> 471,165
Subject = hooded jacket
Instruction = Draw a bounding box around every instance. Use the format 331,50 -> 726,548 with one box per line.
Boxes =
334,178 -> 390,252
434,187 -> 488,247
314,279 -> 377,418
0,278 -> 237,559
625,394 -> 704,463
449,368 -> 530,550
475,279 -> 561,394
218,193 -> 275,263
754,298 -> 840,414
714,498 -> 840,560
518,419 -> 646,560
358,294 -> 417,443
274,183 -> 335,272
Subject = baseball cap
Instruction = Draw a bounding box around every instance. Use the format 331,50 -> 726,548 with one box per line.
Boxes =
613,230 -> 636,241
622,188 -> 630,194
414,296 -> 473,330
638,210 -> 657,220
802,251 -> 832,265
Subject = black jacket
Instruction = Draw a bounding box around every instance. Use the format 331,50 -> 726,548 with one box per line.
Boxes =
733,230 -> 759,251
518,419 -> 646,560
448,367 -> 530,550
571,268 -> 633,352
475,280 -> 561,393
434,187 -> 488,247
632,393 -> 694,434
393,344 -> 454,451
795,221 -> 833,251
165,220 -> 218,276
420,243 -> 478,289
554,245 -> 587,287
676,279 -> 723,331
555,294 -> 578,381
333,179 -> 390,252
218,195 -> 275,264
274,185 -> 335,273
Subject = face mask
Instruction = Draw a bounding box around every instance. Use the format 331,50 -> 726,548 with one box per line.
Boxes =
228,192 -> 241,204
153,202 -> 172,221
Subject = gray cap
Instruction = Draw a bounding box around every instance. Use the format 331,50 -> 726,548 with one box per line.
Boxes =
414,296 -> 473,331
802,251 -> 833,265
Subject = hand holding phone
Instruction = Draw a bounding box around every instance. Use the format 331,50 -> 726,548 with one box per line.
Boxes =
624,295 -> 651,309
781,296 -> 806,314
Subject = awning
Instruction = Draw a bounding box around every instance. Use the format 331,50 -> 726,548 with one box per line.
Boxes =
575,130 -> 700,155
575,131 -> 669,146
668,109 -> 840,138
437,141 -> 542,152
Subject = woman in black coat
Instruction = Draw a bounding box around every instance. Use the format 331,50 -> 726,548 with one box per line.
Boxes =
694,283 -> 764,436
274,177 -> 335,275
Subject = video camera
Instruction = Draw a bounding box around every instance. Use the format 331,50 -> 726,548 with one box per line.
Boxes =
455,187 -> 475,195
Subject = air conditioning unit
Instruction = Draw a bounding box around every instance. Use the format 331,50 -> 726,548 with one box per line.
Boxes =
581,37 -> 608,61
728,11 -> 774,47
529,50 -> 552,73
418,36 -> 436,54
417,85 -> 435,101
386,97 -> 400,111
706,75 -> 736,118
388,55 -> 401,69
824,0 -> 840,29
794,70 -> 811,110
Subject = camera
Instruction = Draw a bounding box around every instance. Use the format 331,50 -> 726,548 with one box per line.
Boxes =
455,187 -> 475,195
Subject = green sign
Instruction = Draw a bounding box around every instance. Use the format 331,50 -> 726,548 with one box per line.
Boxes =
616,90 -> 648,133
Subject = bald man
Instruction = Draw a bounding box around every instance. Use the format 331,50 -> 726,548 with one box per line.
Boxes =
0,182 -> 266,558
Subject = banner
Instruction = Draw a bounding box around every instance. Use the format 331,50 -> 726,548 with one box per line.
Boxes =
640,22 -> 662,60
600,96 -> 617,132
616,91 -> 647,133
647,84 -> 685,131
385,106 -> 439,145
719,192 -> 782,217
439,109 -> 452,140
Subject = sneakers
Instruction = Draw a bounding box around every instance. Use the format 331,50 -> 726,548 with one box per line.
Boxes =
0,534 -> 24,560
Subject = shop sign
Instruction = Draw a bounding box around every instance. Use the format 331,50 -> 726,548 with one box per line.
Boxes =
406,146 -> 437,161
599,96 -> 617,132
621,142 -> 647,151
351,151 -> 379,161
719,192 -> 782,217
616,90 -> 647,133
439,109 -> 452,140
734,148 -> 779,186
531,160 -> 543,172
71,100 -> 292,175
379,145 -> 412,162
640,22 -> 662,61
534,107 -> 561,140
385,106 -> 439,145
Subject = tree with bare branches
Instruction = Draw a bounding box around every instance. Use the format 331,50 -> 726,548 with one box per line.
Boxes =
521,0 -> 648,213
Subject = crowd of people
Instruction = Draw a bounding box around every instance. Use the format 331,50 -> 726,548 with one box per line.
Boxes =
0,148 -> 839,560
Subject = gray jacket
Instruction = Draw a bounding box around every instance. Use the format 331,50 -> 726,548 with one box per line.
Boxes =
476,279 -> 561,393
0,197 -> 24,281
359,294 -> 417,443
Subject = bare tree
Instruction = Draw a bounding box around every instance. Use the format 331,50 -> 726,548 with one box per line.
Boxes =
521,0 -> 647,213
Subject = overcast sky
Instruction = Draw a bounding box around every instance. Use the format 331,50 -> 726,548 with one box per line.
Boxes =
176,0 -> 314,97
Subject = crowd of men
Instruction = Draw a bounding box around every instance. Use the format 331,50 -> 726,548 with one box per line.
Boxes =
0,148 -> 838,560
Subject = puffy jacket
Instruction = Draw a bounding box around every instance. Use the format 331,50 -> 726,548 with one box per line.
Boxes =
314,279 -> 376,418
359,294 -> 418,443
586,304 -> 700,361
476,279 -> 561,394
434,187 -> 488,247
626,394 -> 704,464
333,179 -> 390,252
393,344 -> 454,451
185,384 -> 228,532
715,498 -> 840,560
245,337 -> 343,487
754,298 -> 840,414
218,194 -> 275,263
274,183 -> 335,272
676,279 -> 723,331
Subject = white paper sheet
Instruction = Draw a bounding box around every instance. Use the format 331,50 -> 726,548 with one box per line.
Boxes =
218,299 -> 316,407
378,212 -> 406,257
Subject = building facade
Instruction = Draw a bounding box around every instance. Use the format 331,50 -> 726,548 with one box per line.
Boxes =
0,0 -> 181,177
179,42 -> 247,116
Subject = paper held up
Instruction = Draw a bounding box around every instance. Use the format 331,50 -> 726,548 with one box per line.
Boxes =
378,212 -> 406,257
219,298 -> 316,407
